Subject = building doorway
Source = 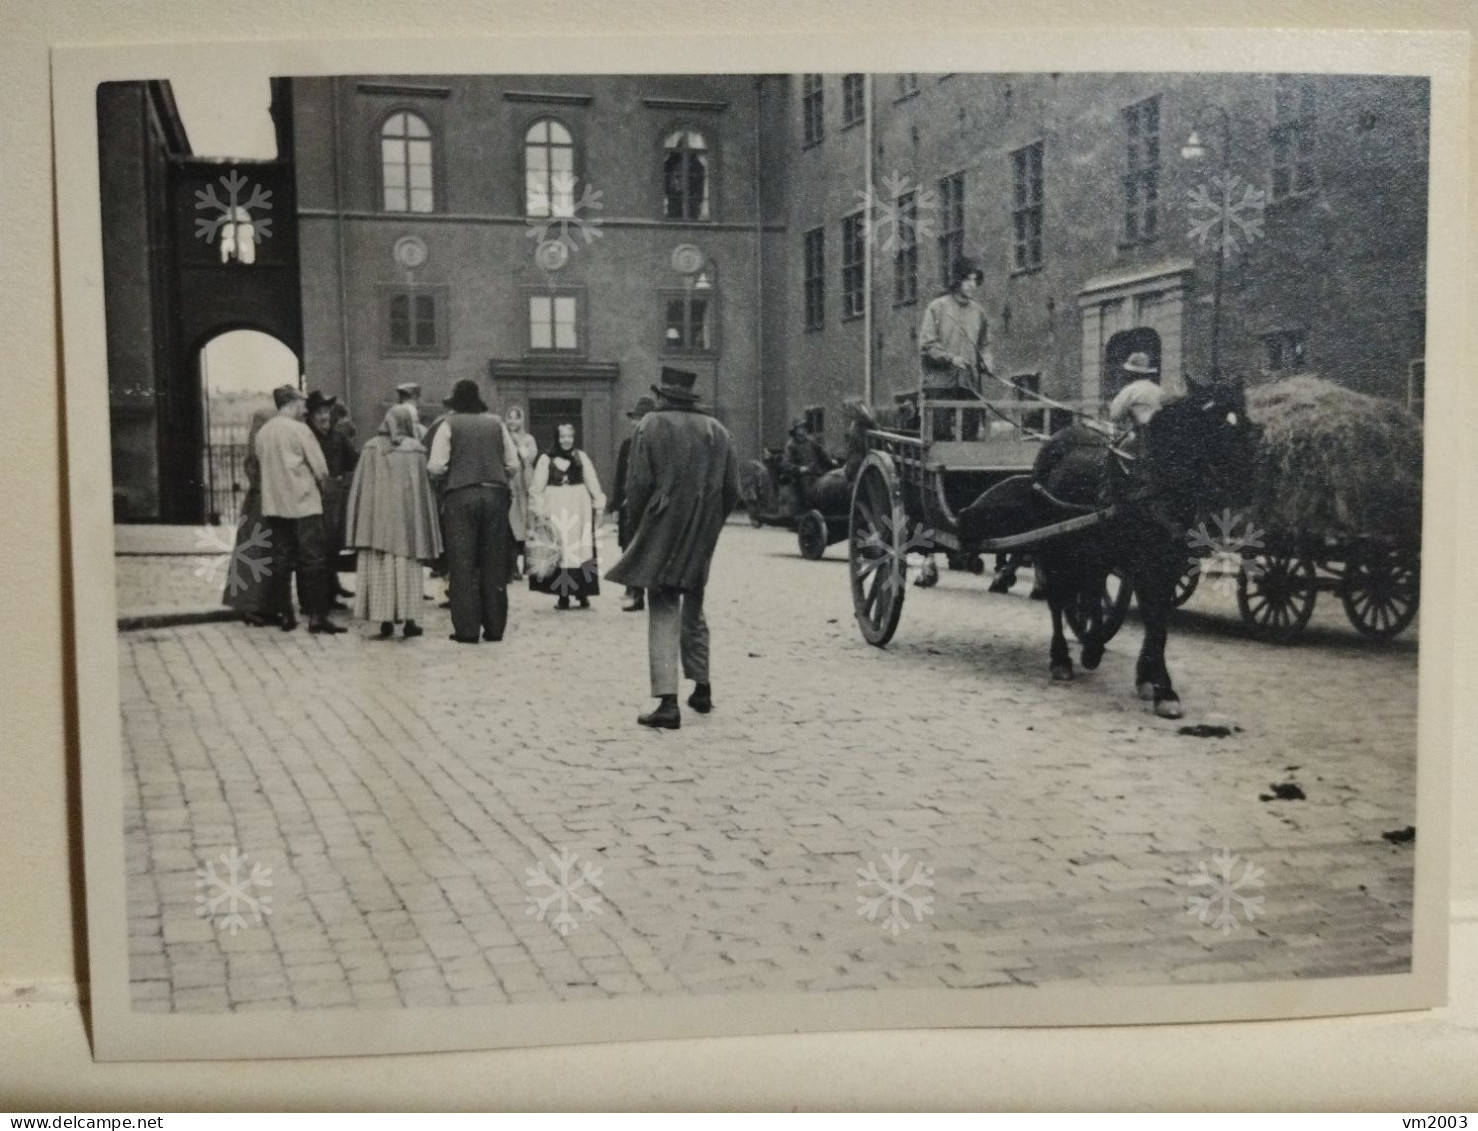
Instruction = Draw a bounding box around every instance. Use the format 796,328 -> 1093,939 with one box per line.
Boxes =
197,330 -> 300,525
1102,328 -> 1163,401
527,396 -> 585,455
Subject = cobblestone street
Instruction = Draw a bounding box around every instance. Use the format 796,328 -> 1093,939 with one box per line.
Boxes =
119,522 -> 1418,1013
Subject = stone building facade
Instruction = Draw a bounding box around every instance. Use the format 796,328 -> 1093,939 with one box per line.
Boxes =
289,74 -> 793,487
782,72 -> 1429,446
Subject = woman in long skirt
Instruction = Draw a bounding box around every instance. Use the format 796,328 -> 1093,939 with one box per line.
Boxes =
344,404 -> 443,638
223,406 -> 279,626
503,405 -> 540,579
528,422 -> 606,610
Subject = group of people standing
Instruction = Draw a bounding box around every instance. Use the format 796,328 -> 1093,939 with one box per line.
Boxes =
221,365 -> 740,728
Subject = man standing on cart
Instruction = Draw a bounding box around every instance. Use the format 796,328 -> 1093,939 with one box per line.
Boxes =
918,256 -> 995,442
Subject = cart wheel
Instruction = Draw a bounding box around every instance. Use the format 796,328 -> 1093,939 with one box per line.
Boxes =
1341,544 -> 1419,641
1237,552 -> 1318,643
1172,563 -> 1200,607
797,509 -> 828,560
849,455 -> 908,647
1065,568 -> 1133,645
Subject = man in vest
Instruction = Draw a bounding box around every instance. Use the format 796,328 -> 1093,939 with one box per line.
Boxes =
426,379 -> 523,643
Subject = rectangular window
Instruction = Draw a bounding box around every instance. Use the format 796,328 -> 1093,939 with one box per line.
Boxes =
1123,95 -> 1161,244
1272,76 -> 1318,199
897,73 -> 918,98
892,190 -> 919,306
842,74 -> 866,126
802,74 -> 824,147
803,227 -> 826,330
663,288 -> 717,354
1263,329 -> 1308,374
841,211 -> 866,320
382,286 -> 447,356
938,171 -> 965,289
528,292 -> 581,353
1011,141 -> 1045,270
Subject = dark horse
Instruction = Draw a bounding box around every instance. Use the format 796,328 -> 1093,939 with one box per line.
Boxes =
959,378 -> 1258,719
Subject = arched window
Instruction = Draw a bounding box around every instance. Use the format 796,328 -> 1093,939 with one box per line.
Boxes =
525,119 -> 576,217
663,129 -> 710,221
381,111 -> 434,213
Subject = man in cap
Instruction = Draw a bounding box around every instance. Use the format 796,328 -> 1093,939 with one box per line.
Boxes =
305,390 -> 358,607
919,256 -> 995,441
1108,352 -> 1165,433
426,378 -> 523,643
255,384 -> 344,634
610,394 -> 656,612
607,367 -> 741,730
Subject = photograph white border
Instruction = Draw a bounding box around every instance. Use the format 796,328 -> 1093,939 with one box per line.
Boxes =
54,28 -> 1463,1062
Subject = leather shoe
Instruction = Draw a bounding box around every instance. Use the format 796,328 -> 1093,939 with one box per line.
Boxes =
687,685 -> 713,714
448,633 -> 479,644
638,701 -> 681,730
482,631 -> 502,642
309,619 -> 346,635
402,622 -> 424,638
622,599 -> 645,612
280,615 -> 298,632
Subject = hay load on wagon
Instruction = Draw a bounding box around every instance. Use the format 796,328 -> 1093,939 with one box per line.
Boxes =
1244,374 -> 1424,541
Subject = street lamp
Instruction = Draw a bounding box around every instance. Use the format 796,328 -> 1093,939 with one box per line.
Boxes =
1182,105 -> 1232,381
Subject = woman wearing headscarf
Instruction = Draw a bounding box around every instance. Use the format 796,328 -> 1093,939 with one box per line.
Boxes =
223,405 -> 280,626
503,405 -> 540,580
528,421 -> 606,610
344,403 -> 443,638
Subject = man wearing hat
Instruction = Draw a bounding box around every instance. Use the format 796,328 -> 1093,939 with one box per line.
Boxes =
1108,352 -> 1164,432
606,367 -> 740,730
919,256 -> 995,441
609,394 -> 656,612
305,390 -> 359,608
254,384 -> 344,634
426,378 -> 523,643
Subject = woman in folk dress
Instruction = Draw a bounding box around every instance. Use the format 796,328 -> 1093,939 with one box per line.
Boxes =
529,421 -> 606,610
344,403 -> 444,638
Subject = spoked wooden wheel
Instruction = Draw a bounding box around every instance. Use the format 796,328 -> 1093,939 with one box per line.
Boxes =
796,509 -> 828,560
1065,568 -> 1133,645
1237,552 -> 1318,643
849,455 -> 909,647
1341,543 -> 1419,640
1172,562 -> 1201,607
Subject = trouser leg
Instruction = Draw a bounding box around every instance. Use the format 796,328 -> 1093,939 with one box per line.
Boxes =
679,587 -> 709,685
444,490 -> 480,640
479,486 -> 511,640
295,515 -> 330,618
647,586 -> 682,697
265,517 -> 298,618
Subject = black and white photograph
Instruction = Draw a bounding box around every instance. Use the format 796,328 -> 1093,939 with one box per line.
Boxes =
54,34 -> 1460,1060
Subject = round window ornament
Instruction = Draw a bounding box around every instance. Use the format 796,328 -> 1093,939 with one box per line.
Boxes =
671,243 -> 706,276
535,239 -> 571,273
392,236 -> 428,270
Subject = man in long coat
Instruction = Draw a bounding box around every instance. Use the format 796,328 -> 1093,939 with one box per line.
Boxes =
609,394 -> 655,612
606,367 -> 740,730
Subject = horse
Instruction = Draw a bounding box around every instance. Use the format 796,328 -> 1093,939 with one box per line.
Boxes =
959,377 -> 1258,719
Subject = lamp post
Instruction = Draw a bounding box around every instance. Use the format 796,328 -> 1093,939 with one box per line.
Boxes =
1181,105 -> 1232,382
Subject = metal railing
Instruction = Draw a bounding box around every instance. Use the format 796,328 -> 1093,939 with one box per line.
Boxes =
203,423 -> 252,527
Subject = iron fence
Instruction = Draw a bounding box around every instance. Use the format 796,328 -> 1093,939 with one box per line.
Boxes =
203,423 -> 251,527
